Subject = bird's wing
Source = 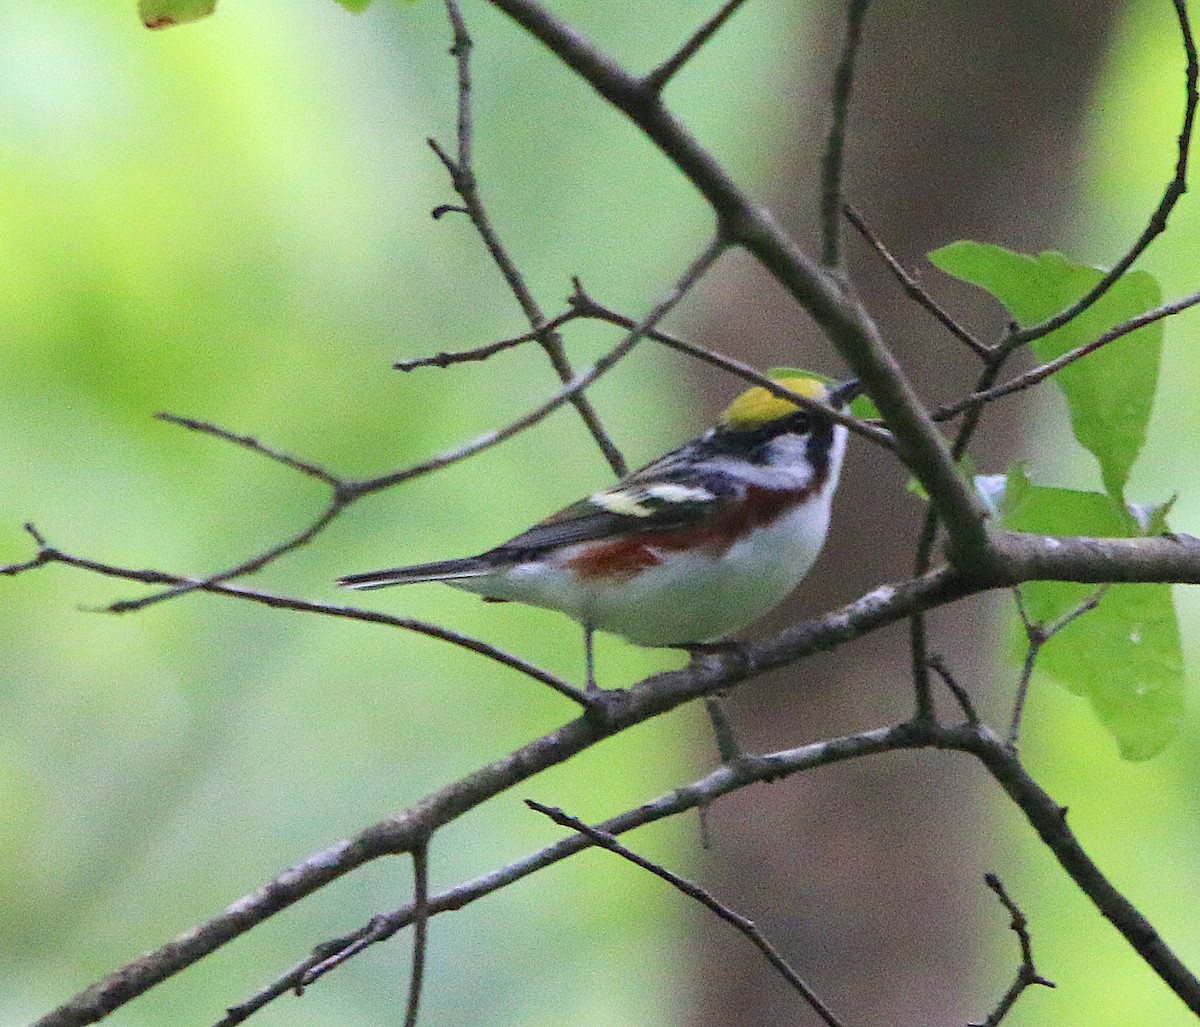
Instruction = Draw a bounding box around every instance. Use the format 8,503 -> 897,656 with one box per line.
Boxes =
490,455 -> 735,558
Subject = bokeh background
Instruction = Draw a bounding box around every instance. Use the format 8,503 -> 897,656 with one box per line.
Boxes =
0,1 -> 1197,1025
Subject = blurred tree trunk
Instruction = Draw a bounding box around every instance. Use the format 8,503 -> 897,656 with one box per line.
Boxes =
688,1 -> 1123,1023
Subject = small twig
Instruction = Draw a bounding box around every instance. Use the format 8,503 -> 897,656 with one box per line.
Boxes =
843,202 -> 988,357
821,0 -> 871,269
216,941 -> 343,1025
0,522 -> 57,575
926,653 -> 978,726
394,333 -> 529,370
526,800 -> 847,1027
393,304 -> 581,372
301,915 -> 396,988
970,873 -> 1055,1027
934,287 -> 1200,422
1009,585 -> 1110,747
642,0 -> 750,93
1003,0 -> 1195,349
704,695 -> 743,763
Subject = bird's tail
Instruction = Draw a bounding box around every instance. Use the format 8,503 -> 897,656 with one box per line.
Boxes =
338,557 -> 492,591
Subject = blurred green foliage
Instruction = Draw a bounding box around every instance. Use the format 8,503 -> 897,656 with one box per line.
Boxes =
0,1 -> 803,1023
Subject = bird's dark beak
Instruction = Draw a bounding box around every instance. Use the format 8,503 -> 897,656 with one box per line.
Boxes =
827,378 -> 862,409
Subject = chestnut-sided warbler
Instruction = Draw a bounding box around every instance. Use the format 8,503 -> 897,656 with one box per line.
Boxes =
339,375 -> 859,690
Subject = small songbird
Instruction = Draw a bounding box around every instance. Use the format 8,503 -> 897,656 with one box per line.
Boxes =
339,375 -> 860,690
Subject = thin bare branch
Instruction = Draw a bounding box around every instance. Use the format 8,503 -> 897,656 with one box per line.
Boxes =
394,335 -> 527,371
908,350 -> 1012,718
926,653 -> 979,726
394,328 -> 549,371
105,493 -> 349,613
1005,0 -> 1196,349
642,0 -> 750,93
3,528 -> 591,707
822,0 -> 871,269
404,844 -> 430,1027
935,287 -> 1200,421
527,800 -> 847,1027
703,694 -> 743,763
393,304 -> 588,371
434,0 -> 628,477
154,413 -> 343,487
843,201 -> 988,357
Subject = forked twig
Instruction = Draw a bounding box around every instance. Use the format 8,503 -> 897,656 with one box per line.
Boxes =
971,873 -> 1055,1027
526,800 -> 847,1027
1009,585 -> 1110,747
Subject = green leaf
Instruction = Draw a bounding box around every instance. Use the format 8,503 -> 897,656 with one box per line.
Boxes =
139,0 -> 387,24
929,243 -> 1162,502
998,466 -> 1183,760
139,0 -> 216,28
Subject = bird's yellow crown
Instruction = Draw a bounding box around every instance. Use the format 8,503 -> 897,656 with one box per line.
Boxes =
719,375 -> 829,430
